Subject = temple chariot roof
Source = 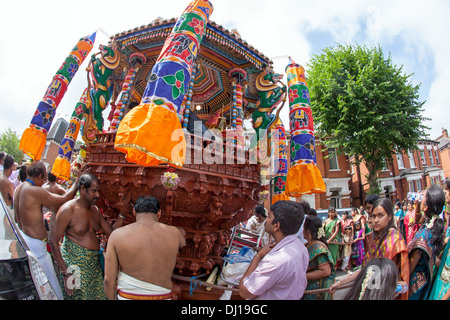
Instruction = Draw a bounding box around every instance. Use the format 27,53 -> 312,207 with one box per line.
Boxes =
108,18 -> 273,121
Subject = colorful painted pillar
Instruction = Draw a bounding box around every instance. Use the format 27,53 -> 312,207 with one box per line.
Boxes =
285,59 -> 326,197
115,0 -> 213,167
109,53 -> 147,131
229,68 -> 246,149
51,88 -> 89,180
272,119 -> 290,204
182,63 -> 197,130
19,32 -> 96,160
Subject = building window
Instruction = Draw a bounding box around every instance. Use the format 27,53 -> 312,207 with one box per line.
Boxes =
435,149 -> 440,164
328,148 -> 339,170
381,160 -> 389,171
409,181 -> 415,193
420,150 -> 426,166
408,150 -> 416,168
330,190 -> 341,208
416,179 -> 422,192
43,142 -> 50,159
397,152 -> 405,169
429,149 -> 434,165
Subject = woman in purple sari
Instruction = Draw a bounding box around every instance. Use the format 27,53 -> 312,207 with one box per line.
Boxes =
351,220 -> 365,270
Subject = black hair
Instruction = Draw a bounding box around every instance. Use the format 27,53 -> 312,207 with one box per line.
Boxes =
47,172 -> 57,183
299,200 -> 311,216
365,193 -> 380,206
424,184 -> 445,257
3,154 -> 14,171
134,196 -> 160,214
18,165 -> 28,182
254,204 -> 267,218
78,172 -> 100,190
27,160 -> 46,179
0,152 -> 5,162
270,200 -> 304,236
342,211 -> 351,219
372,198 -> 397,253
343,258 -> 398,300
304,215 -> 328,247
309,208 -> 318,216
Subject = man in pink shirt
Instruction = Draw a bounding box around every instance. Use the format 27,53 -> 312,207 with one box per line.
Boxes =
239,200 -> 309,300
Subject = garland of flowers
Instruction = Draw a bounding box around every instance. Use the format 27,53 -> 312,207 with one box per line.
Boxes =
161,166 -> 180,190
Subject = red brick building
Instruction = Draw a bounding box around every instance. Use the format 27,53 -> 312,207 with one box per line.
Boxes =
437,128 -> 450,179
349,139 -> 444,207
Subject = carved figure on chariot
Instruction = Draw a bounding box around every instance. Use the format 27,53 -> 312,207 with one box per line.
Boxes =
250,69 -> 287,162
82,44 -> 120,144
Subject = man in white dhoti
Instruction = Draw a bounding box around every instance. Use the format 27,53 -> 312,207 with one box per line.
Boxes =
104,196 -> 186,300
13,161 -> 78,300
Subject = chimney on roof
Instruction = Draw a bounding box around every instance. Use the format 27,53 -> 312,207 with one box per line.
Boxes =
443,128 -> 448,139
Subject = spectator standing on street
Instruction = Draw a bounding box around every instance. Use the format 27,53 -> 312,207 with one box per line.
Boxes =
364,194 -> 380,252
323,206 -> 342,267
302,215 -> 335,300
394,201 -> 405,227
239,200 -> 309,300
351,220 -> 365,270
404,200 -> 420,245
408,184 -> 445,300
429,178 -> 450,300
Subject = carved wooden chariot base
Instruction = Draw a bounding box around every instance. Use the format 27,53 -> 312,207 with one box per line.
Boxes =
84,131 -> 260,299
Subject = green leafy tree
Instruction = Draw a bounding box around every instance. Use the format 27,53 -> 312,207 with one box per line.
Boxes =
307,44 -> 429,194
0,127 -> 24,164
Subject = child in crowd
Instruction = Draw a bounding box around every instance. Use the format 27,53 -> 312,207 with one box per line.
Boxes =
341,225 -> 353,272
351,221 -> 365,270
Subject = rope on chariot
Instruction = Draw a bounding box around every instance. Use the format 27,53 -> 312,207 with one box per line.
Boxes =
172,274 -> 240,294
171,274 -> 354,296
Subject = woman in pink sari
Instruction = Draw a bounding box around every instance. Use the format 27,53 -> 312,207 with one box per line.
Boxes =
404,200 -> 421,245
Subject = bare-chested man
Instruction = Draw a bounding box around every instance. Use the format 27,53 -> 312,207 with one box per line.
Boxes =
42,171 -> 66,232
0,154 -> 15,207
14,160 -> 79,300
104,195 -> 186,300
49,172 -> 125,300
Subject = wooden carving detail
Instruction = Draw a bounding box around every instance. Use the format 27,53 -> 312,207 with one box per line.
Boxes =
85,131 -> 261,277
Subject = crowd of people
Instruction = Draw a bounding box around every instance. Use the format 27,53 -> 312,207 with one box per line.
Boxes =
1,153 -> 185,300
2,149 -> 450,301
241,178 -> 450,300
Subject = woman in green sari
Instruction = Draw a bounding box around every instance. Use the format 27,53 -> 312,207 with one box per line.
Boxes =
303,216 -> 335,300
323,206 -> 342,267
428,177 -> 450,300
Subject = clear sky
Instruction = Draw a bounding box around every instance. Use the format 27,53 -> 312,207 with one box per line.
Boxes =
0,0 -> 448,140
